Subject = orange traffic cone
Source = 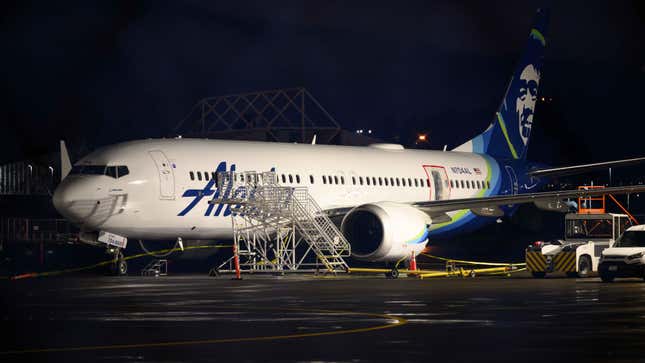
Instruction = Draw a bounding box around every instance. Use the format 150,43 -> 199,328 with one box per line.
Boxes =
409,252 -> 417,271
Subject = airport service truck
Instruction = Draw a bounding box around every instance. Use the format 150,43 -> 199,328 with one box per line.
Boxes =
526,213 -> 632,278
598,225 -> 645,282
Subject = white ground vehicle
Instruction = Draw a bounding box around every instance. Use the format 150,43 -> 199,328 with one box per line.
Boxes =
526,213 -> 631,278
598,225 -> 645,282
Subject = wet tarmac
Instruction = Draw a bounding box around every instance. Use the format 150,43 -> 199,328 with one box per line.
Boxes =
3,273 -> 645,362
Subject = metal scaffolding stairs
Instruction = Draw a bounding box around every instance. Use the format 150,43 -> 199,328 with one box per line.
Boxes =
141,259 -> 168,276
213,171 -> 350,274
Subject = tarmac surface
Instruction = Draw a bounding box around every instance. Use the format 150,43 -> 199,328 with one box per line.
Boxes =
3,273 -> 645,362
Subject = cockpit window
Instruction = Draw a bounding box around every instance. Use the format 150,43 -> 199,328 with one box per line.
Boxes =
70,165 -> 130,178
117,166 -> 129,178
105,166 -> 117,178
70,165 -> 106,175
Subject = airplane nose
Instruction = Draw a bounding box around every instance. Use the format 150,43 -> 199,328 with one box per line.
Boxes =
53,177 -> 110,224
53,179 -> 82,222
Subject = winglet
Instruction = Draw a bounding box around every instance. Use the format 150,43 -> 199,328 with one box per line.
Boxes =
60,140 -> 72,180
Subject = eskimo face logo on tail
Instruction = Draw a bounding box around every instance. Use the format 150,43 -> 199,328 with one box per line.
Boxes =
516,64 -> 540,145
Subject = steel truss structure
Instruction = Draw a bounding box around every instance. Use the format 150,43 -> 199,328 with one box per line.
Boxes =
174,88 -> 342,143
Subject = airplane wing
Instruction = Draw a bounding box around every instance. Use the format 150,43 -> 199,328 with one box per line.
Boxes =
413,185 -> 645,217
528,157 -> 645,177
325,185 -> 645,219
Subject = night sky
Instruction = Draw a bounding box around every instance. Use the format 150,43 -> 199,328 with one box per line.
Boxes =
2,1 -> 644,167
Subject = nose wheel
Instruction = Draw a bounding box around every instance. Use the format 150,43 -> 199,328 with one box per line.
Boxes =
109,249 -> 128,276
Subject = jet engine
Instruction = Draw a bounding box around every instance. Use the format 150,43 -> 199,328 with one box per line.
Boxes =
340,202 -> 431,262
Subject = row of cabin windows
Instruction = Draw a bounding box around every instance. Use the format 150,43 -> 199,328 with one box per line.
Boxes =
187,170 -> 490,191
189,171 -> 218,182
451,179 -> 490,190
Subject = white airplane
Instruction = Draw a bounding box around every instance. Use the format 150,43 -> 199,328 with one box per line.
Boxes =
52,9 -> 645,269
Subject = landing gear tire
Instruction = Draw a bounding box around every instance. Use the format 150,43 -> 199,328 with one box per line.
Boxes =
116,258 -> 128,276
600,272 -> 615,283
385,268 -> 399,279
108,250 -> 127,276
531,271 -> 546,278
577,255 -> 592,278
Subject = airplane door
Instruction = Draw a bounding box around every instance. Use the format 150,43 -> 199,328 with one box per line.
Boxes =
423,165 -> 450,200
505,165 -> 519,195
149,150 -> 175,200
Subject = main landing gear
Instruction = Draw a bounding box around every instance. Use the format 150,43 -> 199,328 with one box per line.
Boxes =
385,268 -> 400,279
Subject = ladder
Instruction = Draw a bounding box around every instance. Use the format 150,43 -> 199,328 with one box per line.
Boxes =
141,259 -> 168,276
214,171 -> 350,273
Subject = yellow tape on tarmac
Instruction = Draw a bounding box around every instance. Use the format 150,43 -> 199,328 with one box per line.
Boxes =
422,253 -> 526,268
8,245 -> 231,280
0,308 -> 407,355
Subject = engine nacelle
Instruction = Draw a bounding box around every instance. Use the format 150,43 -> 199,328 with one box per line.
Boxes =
341,202 -> 432,262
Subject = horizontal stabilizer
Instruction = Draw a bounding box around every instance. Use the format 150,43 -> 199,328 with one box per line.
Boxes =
528,156 -> 645,177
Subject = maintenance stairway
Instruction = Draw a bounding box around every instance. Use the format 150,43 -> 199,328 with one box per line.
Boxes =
212,171 -> 351,274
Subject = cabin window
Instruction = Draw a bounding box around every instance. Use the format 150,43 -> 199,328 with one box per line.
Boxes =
211,172 -> 217,180
310,175 -> 314,184
366,177 -> 371,185
408,178 -> 412,187
352,176 -> 356,185
322,175 -> 327,184
426,178 -> 430,187
204,172 -> 210,181
296,175 -> 301,184
340,176 -> 345,185
197,172 -> 203,181
281,174 -> 286,184
190,171 -> 195,181
359,176 -> 364,185
487,181 -> 491,189
334,176 -> 339,184
288,174 -> 293,183
396,178 -> 400,186
414,179 -> 419,187
450,180 -> 454,188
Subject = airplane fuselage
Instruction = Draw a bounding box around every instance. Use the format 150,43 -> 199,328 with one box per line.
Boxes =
53,138 -> 540,243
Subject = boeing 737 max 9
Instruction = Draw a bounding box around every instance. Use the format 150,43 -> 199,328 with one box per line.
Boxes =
52,9 -> 645,264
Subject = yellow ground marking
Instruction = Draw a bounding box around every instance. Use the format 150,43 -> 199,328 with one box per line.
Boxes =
6,245 -> 231,280
0,308 -> 407,355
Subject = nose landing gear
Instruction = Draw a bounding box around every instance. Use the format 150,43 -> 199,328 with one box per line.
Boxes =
108,248 -> 127,276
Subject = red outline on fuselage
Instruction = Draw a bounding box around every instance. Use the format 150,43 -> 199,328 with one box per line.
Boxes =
422,164 -> 452,201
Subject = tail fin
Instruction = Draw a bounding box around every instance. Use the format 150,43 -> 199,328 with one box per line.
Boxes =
454,8 -> 549,160
60,140 -> 72,180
